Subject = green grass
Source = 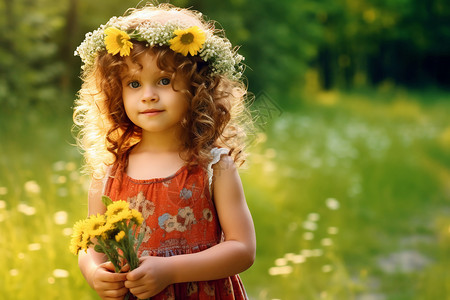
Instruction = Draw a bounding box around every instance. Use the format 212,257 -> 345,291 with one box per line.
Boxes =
1,89 -> 450,299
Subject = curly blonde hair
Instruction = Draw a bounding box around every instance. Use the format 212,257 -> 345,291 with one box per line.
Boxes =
73,4 -> 251,179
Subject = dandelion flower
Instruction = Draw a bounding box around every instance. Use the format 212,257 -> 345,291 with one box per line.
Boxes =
104,27 -> 133,56
106,200 -> 129,218
115,231 -> 125,242
69,219 -> 87,255
85,213 -> 113,238
169,26 -> 206,56
131,209 -> 144,226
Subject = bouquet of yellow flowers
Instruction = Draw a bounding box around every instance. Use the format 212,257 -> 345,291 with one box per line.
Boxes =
70,196 -> 145,273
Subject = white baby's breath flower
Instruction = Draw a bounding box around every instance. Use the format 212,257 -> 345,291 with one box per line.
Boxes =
75,19 -> 244,80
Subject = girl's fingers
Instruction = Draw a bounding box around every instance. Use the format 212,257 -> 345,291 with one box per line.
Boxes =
104,286 -> 129,298
120,264 -> 130,273
101,261 -> 116,272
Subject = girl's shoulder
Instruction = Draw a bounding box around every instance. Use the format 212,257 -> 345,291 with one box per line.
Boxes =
206,147 -> 232,192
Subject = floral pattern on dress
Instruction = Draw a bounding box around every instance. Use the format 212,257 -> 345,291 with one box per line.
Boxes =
158,206 -> 196,233
103,148 -> 248,299
128,191 -> 155,243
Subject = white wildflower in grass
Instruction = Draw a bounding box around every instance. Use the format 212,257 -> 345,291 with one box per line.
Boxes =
53,269 -> 69,278
322,265 -> 333,273
28,243 -> 41,251
307,212 -> 320,222
303,232 -> 314,240
291,255 -> 306,264
326,198 -> 340,210
62,228 -> 73,236
321,238 -> 333,247
10,269 -> 19,276
301,249 -> 314,257
24,180 -> 41,194
17,203 -> 36,216
54,211 -> 68,225
70,171 -> 79,181
58,188 -> 68,197
0,200 -> 6,209
268,266 -> 293,276
302,220 -> 318,231
284,253 -> 295,260
0,186 -> 7,195
52,161 -> 66,171
275,258 -> 288,266
312,249 -> 324,257
52,175 -> 67,184
327,226 -> 339,235
65,161 -> 77,171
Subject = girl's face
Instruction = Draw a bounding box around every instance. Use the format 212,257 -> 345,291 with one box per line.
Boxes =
121,51 -> 189,137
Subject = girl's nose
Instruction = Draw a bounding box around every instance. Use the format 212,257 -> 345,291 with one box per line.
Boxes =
142,86 -> 159,102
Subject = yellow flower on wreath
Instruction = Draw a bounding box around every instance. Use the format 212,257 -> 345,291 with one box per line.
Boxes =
169,26 -> 206,56
104,27 -> 133,56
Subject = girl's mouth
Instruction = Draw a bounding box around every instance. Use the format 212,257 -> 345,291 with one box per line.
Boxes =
141,109 -> 164,116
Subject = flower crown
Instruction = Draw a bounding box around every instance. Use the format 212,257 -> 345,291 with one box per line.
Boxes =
75,16 -> 245,80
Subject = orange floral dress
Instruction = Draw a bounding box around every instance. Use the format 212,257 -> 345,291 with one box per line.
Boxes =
103,148 -> 248,299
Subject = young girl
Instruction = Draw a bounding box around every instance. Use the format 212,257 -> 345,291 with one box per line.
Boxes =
73,3 -> 255,300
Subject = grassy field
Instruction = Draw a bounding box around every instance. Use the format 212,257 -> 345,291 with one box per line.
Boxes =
1,88 -> 449,299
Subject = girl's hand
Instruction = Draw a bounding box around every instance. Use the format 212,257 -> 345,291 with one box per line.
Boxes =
125,256 -> 173,299
92,261 -> 129,300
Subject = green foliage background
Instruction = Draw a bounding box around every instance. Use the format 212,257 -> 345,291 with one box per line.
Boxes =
1,0 -> 450,299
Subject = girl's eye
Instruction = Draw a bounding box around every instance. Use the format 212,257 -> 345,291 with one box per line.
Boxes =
128,81 -> 141,89
159,78 -> 171,86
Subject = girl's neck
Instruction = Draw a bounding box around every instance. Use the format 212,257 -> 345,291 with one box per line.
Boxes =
137,129 -> 183,154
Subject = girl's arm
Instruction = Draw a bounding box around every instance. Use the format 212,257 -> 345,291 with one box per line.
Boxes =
78,177 -> 129,300
125,155 -> 256,298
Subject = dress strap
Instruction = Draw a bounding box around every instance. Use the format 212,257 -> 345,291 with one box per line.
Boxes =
101,165 -> 113,195
207,147 -> 230,194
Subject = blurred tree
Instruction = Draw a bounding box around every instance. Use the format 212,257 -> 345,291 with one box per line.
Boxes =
0,0 -> 68,108
1,0 -> 449,109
